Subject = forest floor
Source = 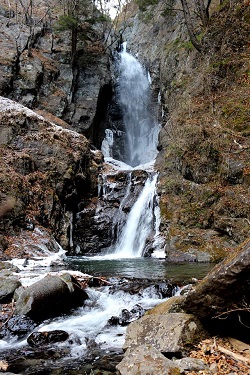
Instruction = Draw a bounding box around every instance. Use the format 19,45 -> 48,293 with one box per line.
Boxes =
187,337 -> 250,375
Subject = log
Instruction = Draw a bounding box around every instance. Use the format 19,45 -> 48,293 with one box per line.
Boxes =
217,345 -> 250,364
228,337 -> 250,358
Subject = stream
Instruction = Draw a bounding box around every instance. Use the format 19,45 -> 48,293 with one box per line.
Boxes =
0,255 -> 213,374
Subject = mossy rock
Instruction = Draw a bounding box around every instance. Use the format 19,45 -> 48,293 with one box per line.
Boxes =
146,296 -> 185,315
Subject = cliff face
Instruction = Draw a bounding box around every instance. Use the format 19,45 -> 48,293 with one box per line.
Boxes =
0,96 -> 102,258
0,0 -> 111,257
121,0 -> 250,261
0,0 -> 112,142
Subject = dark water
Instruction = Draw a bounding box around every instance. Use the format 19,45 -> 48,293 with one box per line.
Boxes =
67,257 -> 214,283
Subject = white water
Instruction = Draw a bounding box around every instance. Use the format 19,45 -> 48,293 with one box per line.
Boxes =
112,174 -> 157,258
111,172 -> 132,241
99,43 -> 164,259
37,286 -> 167,356
118,44 -> 159,167
0,266 -> 174,353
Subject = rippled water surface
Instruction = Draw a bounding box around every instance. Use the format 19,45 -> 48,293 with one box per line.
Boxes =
67,257 -> 214,282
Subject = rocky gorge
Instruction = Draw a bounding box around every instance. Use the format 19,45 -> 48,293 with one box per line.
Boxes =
0,0 -> 250,374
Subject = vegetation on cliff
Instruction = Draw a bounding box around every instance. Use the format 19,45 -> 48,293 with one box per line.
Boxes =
159,0 -> 250,260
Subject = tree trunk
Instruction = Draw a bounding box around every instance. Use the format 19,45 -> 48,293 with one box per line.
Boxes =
194,0 -> 209,26
180,0 -> 203,53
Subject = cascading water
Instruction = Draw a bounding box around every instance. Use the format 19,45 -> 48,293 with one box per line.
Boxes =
100,42 -> 162,258
118,43 -> 159,167
102,43 -> 159,167
112,174 -> 157,258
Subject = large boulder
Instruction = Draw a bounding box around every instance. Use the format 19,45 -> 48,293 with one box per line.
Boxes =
0,277 -> 21,303
117,345 -> 181,375
123,313 -> 206,355
14,273 -> 88,321
182,238 -> 250,340
117,347 -> 208,375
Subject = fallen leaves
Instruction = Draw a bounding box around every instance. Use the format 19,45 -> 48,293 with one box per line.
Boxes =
187,337 -> 250,375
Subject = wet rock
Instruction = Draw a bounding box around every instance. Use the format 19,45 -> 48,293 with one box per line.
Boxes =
130,304 -> 145,319
142,283 -> 176,299
117,344 -> 181,375
119,305 -> 145,325
109,278 -> 177,298
118,309 -> 132,326
123,313 -> 207,355
14,274 -> 88,321
0,261 -> 18,272
0,277 -> 21,303
73,168 -> 150,254
0,316 -> 37,340
108,316 -> 120,326
109,304 -> 145,326
27,330 -> 69,347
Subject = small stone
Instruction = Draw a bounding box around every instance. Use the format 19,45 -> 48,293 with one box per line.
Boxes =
210,362 -> 218,373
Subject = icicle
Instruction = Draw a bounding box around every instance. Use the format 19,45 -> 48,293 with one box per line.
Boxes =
147,71 -> 152,84
69,211 -> 74,249
158,91 -> 161,104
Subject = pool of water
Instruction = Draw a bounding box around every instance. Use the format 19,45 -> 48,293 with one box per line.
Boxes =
67,257 -> 214,283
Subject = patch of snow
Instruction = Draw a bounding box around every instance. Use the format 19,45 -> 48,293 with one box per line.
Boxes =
0,96 -> 82,139
104,157 -> 133,171
0,96 -> 44,120
104,157 -> 156,173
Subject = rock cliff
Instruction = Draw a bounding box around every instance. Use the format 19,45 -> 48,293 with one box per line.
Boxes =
0,96 -> 101,257
0,0 -> 112,141
120,0 -> 250,261
0,0 -> 114,257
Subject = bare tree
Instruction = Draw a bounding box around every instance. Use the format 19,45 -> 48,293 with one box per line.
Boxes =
15,0 -> 51,56
180,0 -> 213,53
194,0 -> 211,26
180,0 -> 203,52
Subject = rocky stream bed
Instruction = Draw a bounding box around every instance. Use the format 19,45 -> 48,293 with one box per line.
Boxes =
0,237 -> 249,374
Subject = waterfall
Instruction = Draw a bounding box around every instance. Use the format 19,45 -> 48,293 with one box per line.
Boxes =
118,43 -> 159,167
111,172 -> 132,242
99,43 -> 164,258
113,174 -> 157,258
